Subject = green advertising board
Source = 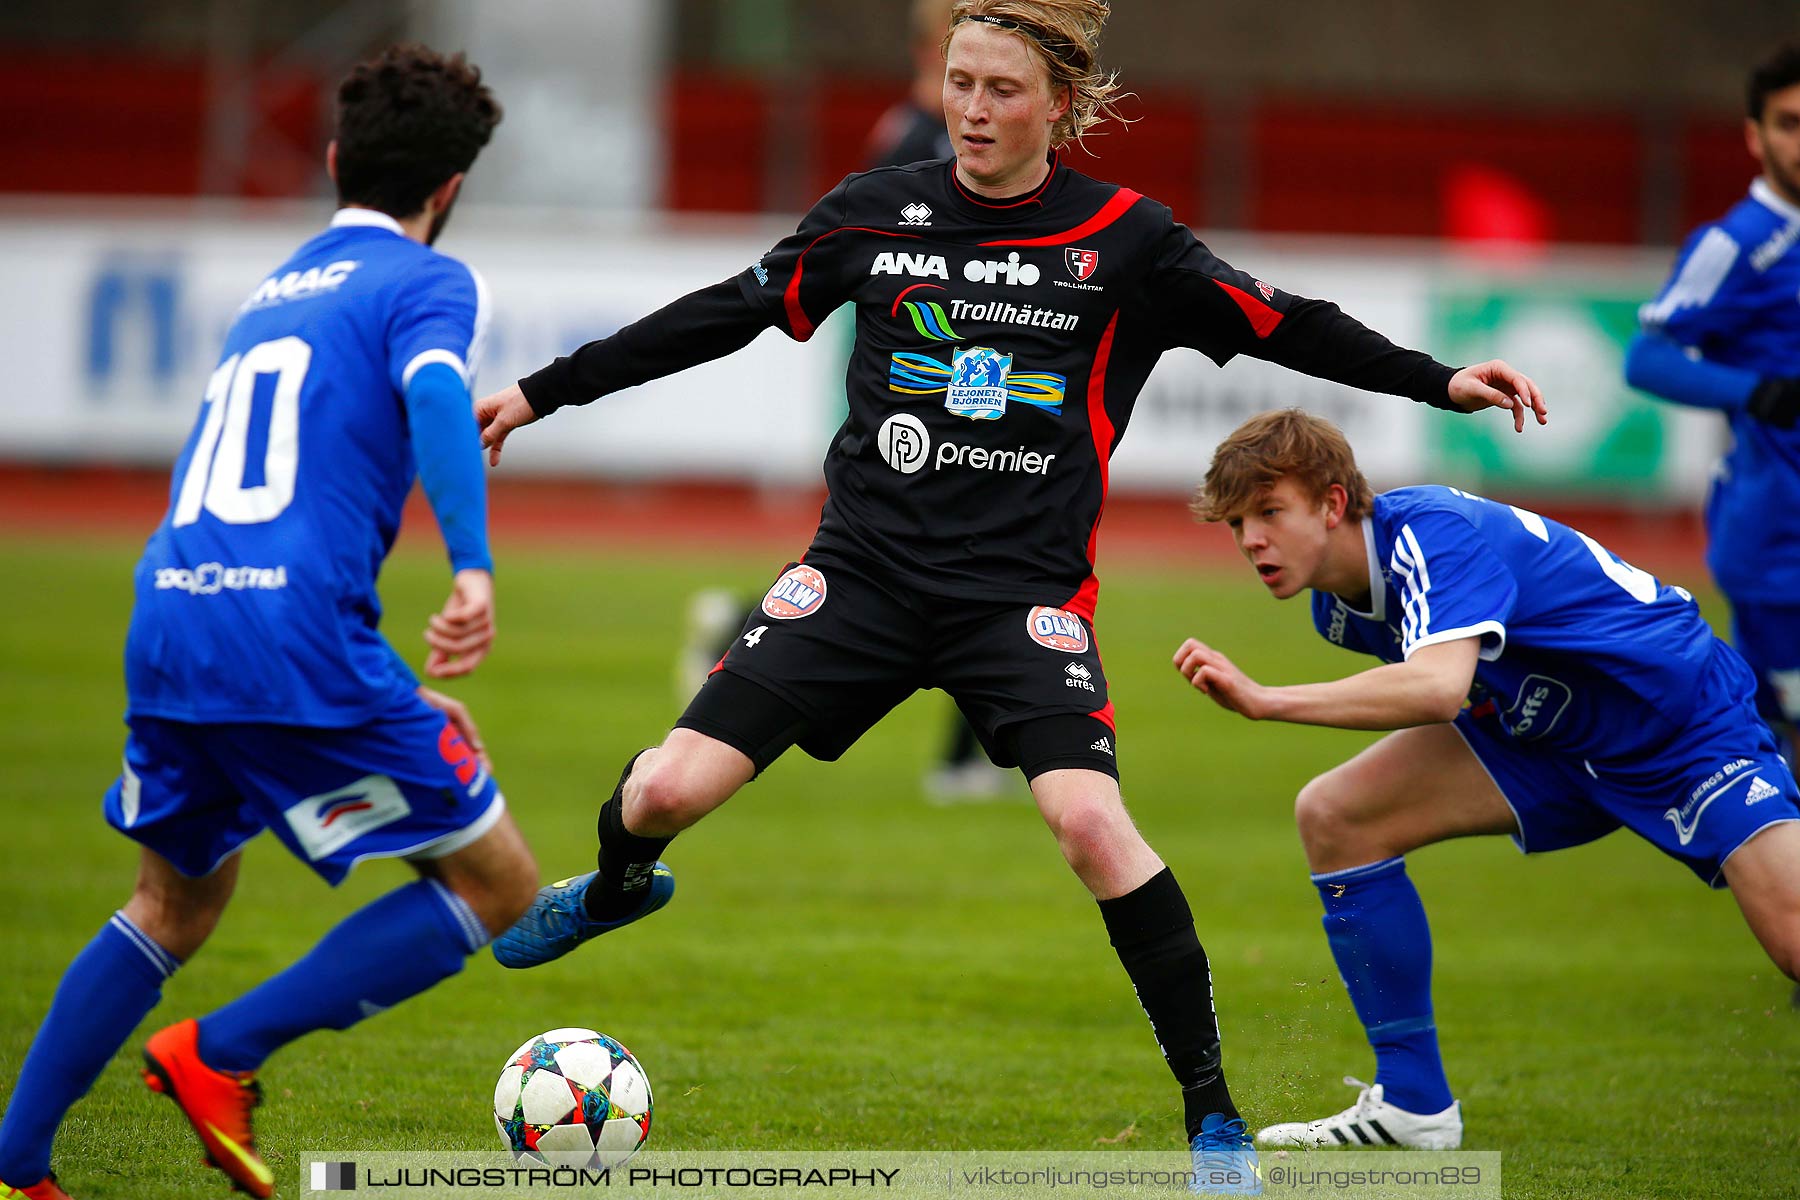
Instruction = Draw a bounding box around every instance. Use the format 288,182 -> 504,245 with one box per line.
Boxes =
1429,281 -> 1691,498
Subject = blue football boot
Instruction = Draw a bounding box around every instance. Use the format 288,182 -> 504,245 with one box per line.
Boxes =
492,864 -> 675,969
1189,1112 -> 1262,1195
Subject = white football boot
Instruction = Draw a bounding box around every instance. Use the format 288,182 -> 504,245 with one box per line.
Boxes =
1257,1077 -> 1461,1150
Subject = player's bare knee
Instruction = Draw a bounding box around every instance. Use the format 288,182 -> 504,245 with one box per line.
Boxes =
1294,774 -> 1356,856
1046,792 -> 1129,867
625,755 -> 710,832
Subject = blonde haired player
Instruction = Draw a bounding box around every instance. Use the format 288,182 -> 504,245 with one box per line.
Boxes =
479,5 -> 1542,1191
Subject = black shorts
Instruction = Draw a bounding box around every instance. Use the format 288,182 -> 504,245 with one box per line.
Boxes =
674,555 -> 1118,779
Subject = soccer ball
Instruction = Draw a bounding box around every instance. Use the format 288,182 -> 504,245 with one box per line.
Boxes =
492,1028 -> 653,1168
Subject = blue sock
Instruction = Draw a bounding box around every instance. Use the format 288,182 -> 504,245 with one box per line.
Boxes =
198,880 -> 487,1072
1313,857 -> 1454,1114
0,913 -> 180,1186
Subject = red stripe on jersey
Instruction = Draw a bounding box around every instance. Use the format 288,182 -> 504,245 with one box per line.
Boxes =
1066,311 -> 1120,621
1089,700 -> 1116,732
890,281 -> 944,318
785,227 -> 921,342
1212,278 -> 1283,339
980,188 -> 1143,248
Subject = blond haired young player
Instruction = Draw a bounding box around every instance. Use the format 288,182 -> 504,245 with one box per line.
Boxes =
478,4 -> 1541,1189
1179,409 -> 1800,1150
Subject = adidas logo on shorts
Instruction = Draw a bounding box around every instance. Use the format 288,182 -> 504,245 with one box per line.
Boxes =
1745,776 -> 1781,805
1090,736 -> 1113,756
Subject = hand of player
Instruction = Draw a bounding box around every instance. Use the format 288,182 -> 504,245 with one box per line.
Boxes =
1172,637 -> 1270,720
1446,360 -> 1547,433
1747,377 -> 1800,429
425,568 -> 495,678
415,684 -> 492,774
475,384 -> 538,467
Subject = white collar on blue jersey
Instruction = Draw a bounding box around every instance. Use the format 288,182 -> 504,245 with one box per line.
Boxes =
1751,178 -> 1800,226
329,207 -> 406,236
1338,516 -> 1386,622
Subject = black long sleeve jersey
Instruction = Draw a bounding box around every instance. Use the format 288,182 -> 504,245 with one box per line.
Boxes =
521,153 -> 1460,619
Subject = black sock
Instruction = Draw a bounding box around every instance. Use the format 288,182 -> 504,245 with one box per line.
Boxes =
583,750 -> 675,922
1097,866 -> 1240,1138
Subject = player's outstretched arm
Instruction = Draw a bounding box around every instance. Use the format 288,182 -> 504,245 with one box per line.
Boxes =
1173,636 -> 1479,731
476,384 -> 536,467
1446,360 -> 1547,433
425,567 -> 495,678
481,279 -> 776,468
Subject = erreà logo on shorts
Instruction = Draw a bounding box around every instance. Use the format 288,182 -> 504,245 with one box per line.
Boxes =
876,413 -> 1056,476
1027,605 -> 1089,653
762,565 -> 828,620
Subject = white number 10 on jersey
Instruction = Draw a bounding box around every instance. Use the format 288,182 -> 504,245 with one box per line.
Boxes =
173,335 -> 312,527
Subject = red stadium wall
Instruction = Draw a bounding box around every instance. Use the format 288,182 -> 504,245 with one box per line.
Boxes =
0,52 -> 324,197
0,57 -> 1761,242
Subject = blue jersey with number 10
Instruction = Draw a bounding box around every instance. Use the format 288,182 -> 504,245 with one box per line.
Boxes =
124,209 -> 489,727
1311,486 -> 1734,764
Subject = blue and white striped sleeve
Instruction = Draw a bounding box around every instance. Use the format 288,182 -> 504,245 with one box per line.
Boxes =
1389,513 -> 1517,662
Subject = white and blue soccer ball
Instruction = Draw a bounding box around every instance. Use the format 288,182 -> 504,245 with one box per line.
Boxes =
493,1028 -> 653,1168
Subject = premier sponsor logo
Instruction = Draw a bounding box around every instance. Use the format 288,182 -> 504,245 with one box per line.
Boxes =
874,414 -> 1057,476
1026,605 -> 1089,653
963,252 -> 1040,287
762,565 -> 828,620
878,412 -> 931,473
155,563 -> 288,595
871,252 -> 949,279
933,442 -> 1055,473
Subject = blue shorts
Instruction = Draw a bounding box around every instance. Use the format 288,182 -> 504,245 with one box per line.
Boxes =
104,693 -> 504,885
1728,599 -> 1800,728
1454,650 -> 1800,887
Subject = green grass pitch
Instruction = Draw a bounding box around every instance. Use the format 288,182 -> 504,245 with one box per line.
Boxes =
1,534 -> 1796,1199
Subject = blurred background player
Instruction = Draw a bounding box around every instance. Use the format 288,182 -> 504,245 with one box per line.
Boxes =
864,0 -> 958,168
1624,44 -> 1800,756
1178,409 -> 1800,1150
476,1 -> 1542,1191
0,45 -> 537,1200
679,0 -> 1009,803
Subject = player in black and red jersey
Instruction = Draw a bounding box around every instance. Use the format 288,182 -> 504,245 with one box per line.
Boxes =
476,1 -> 1544,1190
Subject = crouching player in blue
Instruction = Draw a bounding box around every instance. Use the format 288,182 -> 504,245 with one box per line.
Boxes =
1175,409 -> 1800,1151
0,46 -> 537,1200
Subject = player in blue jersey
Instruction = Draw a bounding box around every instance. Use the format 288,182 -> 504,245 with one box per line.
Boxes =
0,46 -> 533,1200
1624,45 -> 1800,754
1173,409 -> 1800,1151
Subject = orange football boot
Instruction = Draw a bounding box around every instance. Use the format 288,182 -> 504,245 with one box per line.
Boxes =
0,1174 -> 74,1200
142,1020 -> 275,1198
